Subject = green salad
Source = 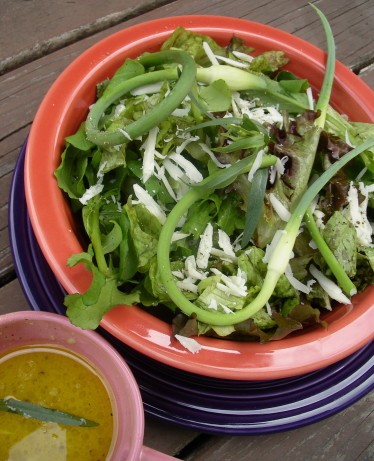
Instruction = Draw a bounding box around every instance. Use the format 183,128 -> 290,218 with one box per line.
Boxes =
55,6 -> 374,344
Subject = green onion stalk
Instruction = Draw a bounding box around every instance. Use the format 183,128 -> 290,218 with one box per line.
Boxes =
0,398 -> 98,427
86,50 -> 197,147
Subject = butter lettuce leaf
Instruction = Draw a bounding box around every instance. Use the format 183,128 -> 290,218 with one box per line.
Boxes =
322,211 -> 357,277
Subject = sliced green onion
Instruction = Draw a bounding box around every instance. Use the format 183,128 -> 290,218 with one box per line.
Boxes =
196,65 -> 267,91
212,134 -> 265,154
311,4 -> 336,128
304,208 -> 357,296
86,50 -> 197,146
184,117 -> 242,132
241,167 -> 268,248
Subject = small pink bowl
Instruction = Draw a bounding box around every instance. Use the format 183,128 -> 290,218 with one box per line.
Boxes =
0,311 -> 176,461
24,16 -> 374,380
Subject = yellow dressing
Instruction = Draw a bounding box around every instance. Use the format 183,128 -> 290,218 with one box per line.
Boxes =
0,346 -> 114,461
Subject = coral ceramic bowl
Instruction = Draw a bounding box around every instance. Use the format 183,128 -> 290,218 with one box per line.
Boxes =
24,16 -> 374,380
0,311 -> 176,460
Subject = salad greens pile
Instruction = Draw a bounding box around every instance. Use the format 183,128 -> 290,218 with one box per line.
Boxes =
55,5 -> 374,344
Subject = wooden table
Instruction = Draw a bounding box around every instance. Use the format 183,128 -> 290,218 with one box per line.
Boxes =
1,1 -> 373,459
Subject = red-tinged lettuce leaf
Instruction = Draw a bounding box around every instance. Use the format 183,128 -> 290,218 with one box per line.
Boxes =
286,303 -> 327,328
267,312 -> 303,341
255,116 -> 321,248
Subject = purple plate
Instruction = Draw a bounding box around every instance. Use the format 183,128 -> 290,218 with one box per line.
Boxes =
8,141 -> 374,434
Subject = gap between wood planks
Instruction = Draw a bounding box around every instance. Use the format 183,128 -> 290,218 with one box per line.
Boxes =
0,0 -> 177,76
174,434 -> 213,460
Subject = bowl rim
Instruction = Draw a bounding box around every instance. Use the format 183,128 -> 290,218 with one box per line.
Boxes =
24,15 -> 374,380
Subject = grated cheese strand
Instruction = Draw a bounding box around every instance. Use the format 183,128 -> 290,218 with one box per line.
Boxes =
309,264 -> 351,305
132,184 -> 166,224
196,223 -> 213,269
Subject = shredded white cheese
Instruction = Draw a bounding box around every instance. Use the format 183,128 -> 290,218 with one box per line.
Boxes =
269,193 -> 291,222
176,278 -> 199,293
196,223 -> 214,269
171,232 -> 190,242
214,55 -> 250,68
210,248 -> 237,263
247,149 -> 265,182
344,130 -> 355,148
118,128 -> 132,141
344,182 -> 372,246
218,303 -> 234,314
232,50 -> 254,63
175,135 -> 199,155
130,81 -> 163,96
141,126 -> 159,183
202,41 -> 220,65
285,264 -> 314,294
79,184 -> 104,205
132,184 -> 166,224
163,158 -> 185,181
217,229 -> 236,257
211,268 -> 248,298
309,264 -> 352,305
175,334 -> 202,354
199,143 -> 230,168
171,107 -> 190,117
185,255 -> 208,281
306,87 -> 314,110
246,106 -> 283,125
79,161 -> 107,204
154,163 -> 177,201
168,152 -> 203,184
355,167 -> 367,181
114,103 -> 126,116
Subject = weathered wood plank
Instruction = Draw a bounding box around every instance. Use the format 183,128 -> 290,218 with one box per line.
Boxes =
0,278 -> 30,314
1,0 -> 373,140
0,0 -> 174,74
359,64 -> 374,89
143,418 -> 198,456
184,392 -> 374,461
0,0 -> 373,284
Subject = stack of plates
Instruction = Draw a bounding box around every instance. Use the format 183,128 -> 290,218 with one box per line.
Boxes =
9,142 -> 374,435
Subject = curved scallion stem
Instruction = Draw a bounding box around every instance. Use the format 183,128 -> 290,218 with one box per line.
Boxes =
241,168 -> 268,248
158,139 -> 374,326
157,154 -> 277,325
196,65 -> 267,91
89,204 -> 110,277
304,208 -> 357,296
311,4 -> 336,128
86,50 -> 196,146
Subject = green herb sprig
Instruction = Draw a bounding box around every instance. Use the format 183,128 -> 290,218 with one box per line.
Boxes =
0,397 -> 99,427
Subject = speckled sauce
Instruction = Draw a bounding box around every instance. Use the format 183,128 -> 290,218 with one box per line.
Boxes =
0,346 -> 114,461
